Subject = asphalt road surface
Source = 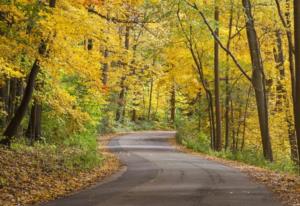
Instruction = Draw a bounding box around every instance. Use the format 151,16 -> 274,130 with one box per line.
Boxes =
43,131 -> 281,206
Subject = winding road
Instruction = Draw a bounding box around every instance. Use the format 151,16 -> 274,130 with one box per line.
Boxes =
43,131 -> 281,206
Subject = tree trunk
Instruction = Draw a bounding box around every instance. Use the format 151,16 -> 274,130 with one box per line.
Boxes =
293,0 -> 300,167
116,77 -> 126,122
0,80 -> 9,126
242,0 -> 273,161
26,101 -> 42,142
102,49 -> 109,86
116,26 -> 130,122
49,0 -> 56,7
214,4 -> 222,151
148,79 -> 153,121
273,30 -> 298,162
170,83 -> 176,124
241,86 -> 251,151
225,1 -> 234,151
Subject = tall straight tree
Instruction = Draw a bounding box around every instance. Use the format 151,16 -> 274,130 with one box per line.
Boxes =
116,26 -> 130,122
242,0 -> 273,161
225,0 -> 234,150
294,0 -> 300,166
273,30 -> 298,162
214,2 -> 222,151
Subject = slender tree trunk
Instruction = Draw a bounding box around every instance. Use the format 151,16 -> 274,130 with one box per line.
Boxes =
0,80 -> 9,126
293,0 -> 300,167
102,49 -> 109,86
116,77 -> 126,122
241,86 -> 251,151
26,101 -> 42,142
208,92 -> 216,149
154,87 -> 160,119
116,26 -> 130,122
230,99 -> 236,152
214,4 -> 222,151
7,78 -> 17,120
170,82 -> 176,124
225,1 -> 234,150
274,30 -> 298,162
275,0 -> 296,105
49,0 -> 56,7
148,79 -> 153,121
242,0 -> 273,161
189,46 -> 215,149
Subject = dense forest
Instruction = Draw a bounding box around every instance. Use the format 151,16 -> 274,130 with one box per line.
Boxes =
0,0 -> 300,193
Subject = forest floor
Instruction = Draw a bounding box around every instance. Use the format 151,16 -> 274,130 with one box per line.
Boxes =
0,134 -> 121,206
169,138 -> 300,206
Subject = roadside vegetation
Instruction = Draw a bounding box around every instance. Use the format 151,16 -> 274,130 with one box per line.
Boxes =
176,120 -> 297,174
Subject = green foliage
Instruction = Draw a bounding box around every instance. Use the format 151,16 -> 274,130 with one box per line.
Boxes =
176,124 -> 298,174
112,120 -> 171,133
9,127 -> 102,171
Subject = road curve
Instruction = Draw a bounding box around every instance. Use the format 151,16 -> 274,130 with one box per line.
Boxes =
43,131 -> 281,206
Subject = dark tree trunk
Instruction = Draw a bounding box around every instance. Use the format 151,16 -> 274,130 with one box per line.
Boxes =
7,78 -> 17,120
293,0 -> 300,167
214,5 -> 222,151
116,26 -> 130,122
275,0 -> 296,106
241,86 -> 251,151
242,0 -> 273,161
49,0 -> 56,7
230,99 -> 236,152
148,79 -> 153,121
154,88 -> 160,119
170,83 -> 176,124
188,45 -> 216,149
273,30 -> 298,162
116,77 -> 126,122
102,49 -> 109,86
207,91 -> 216,149
225,3 -> 234,150
0,80 -> 9,125
26,101 -> 42,142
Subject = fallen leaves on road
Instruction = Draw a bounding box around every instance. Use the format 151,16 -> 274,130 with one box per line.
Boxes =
170,138 -> 300,206
0,134 -> 121,206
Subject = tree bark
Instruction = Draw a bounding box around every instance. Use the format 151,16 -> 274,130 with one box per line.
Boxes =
242,0 -> 273,161
0,80 -> 9,127
214,4 -> 222,151
102,49 -> 109,86
225,1 -> 234,151
148,79 -> 153,121
273,30 -> 298,162
293,0 -> 300,167
116,26 -> 130,122
49,0 -> 56,7
170,83 -> 176,124
26,101 -> 42,142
